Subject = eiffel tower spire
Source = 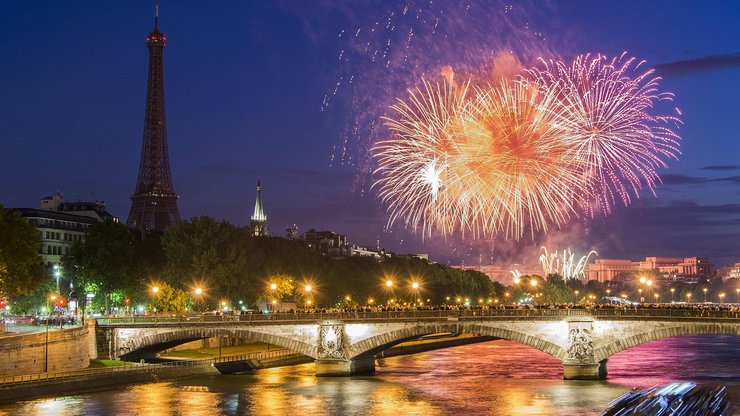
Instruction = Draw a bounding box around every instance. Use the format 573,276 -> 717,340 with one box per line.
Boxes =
126,3 -> 180,236
250,180 -> 268,236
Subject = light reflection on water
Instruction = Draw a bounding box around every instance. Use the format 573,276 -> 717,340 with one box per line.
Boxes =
1,335 -> 737,415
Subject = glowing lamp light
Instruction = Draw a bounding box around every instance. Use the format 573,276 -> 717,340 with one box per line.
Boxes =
385,280 -> 393,287
412,282 -> 420,289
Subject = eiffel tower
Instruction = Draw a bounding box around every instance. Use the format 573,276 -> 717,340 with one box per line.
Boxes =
126,3 -> 180,236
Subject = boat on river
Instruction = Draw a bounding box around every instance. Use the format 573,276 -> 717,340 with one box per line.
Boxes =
601,382 -> 731,415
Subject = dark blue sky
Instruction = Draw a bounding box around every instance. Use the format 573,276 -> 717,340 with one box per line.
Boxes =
1,1 -> 739,267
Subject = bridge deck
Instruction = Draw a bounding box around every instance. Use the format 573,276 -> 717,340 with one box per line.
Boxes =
96,309 -> 740,326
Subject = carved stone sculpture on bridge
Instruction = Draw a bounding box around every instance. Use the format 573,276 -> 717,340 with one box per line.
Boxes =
566,327 -> 594,363
318,324 -> 346,360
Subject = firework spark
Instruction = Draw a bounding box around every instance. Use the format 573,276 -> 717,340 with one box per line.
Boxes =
539,247 -> 598,281
373,54 -> 682,240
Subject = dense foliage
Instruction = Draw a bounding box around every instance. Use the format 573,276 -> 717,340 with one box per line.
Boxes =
6,214 -> 738,314
0,205 -> 47,296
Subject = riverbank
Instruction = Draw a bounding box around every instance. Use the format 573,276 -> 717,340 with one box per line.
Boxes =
0,333 -> 493,404
0,361 -> 219,404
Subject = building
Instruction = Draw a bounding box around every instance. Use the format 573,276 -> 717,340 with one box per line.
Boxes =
14,193 -> 116,267
250,180 -> 268,236
587,256 -> 713,283
126,6 -> 181,236
587,259 -> 640,282
302,229 -> 348,257
41,192 -> 117,223
452,264 -> 541,286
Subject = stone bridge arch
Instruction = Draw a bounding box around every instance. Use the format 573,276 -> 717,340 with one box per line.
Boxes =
593,322 -> 740,363
115,327 -> 318,361
345,322 -> 567,361
468,323 -> 567,360
347,323 -> 460,359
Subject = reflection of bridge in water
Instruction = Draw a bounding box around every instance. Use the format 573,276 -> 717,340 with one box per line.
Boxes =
95,309 -> 740,379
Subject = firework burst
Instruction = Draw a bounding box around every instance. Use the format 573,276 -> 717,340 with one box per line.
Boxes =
373,54 -> 682,240
525,53 -> 682,212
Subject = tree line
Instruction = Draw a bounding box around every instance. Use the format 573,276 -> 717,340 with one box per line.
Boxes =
2,211 -> 500,313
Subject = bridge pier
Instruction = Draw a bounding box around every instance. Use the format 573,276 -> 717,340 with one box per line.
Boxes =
315,356 -> 375,376
562,317 -> 606,380
563,359 -> 607,380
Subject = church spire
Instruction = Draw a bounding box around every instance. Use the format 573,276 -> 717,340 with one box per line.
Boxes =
251,180 -> 268,236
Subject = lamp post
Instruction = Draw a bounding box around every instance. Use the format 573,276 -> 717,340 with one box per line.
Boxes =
151,286 -> 159,315
670,288 -> 675,303
269,283 -> 277,312
384,280 -> 394,305
45,294 -> 57,373
736,288 -> 740,304
53,265 -> 61,294
719,293 -> 725,305
686,293 -> 692,303
194,287 -> 203,313
703,287 -> 708,303
304,284 -> 312,310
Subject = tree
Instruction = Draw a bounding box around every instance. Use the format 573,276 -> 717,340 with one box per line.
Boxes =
162,217 -> 259,302
263,273 -> 298,301
71,220 -> 136,313
540,274 -> 575,304
0,205 -> 47,296
151,282 -> 190,314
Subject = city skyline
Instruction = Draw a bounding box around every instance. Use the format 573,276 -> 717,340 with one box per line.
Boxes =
1,1 -> 739,266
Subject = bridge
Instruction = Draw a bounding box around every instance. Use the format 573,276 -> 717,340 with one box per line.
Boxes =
94,308 -> 740,380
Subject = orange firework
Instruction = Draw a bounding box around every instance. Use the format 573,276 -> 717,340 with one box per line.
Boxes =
373,54 -> 682,240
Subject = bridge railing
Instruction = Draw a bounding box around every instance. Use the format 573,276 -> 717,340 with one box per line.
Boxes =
95,308 -> 740,326
0,349 -> 296,387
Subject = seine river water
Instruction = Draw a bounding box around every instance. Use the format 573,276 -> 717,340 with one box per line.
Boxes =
1,335 -> 738,415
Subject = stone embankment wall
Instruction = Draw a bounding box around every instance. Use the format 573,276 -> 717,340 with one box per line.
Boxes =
0,365 -> 218,404
0,326 -> 91,376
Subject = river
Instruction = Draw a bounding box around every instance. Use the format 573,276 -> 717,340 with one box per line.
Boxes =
1,335 -> 737,415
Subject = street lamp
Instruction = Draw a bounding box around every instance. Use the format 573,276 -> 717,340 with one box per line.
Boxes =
45,294 -> 57,372
736,288 -> 740,304
703,287 -> 708,303
686,292 -> 692,303
530,278 -> 538,287
670,288 -> 675,303
53,265 -> 61,294
194,287 -> 203,313
653,293 -> 659,303
304,285 -> 313,310
719,293 -> 725,304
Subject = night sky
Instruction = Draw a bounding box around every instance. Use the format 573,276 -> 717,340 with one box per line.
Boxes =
1,1 -> 739,267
